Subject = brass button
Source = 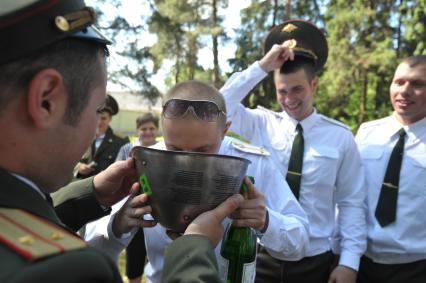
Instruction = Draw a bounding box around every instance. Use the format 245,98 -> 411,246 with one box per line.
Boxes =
19,235 -> 34,245
283,39 -> 297,49
51,232 -> 65,241
54,16 -> 70,32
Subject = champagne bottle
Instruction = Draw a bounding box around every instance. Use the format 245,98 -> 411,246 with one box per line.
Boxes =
219,177 -> 257,283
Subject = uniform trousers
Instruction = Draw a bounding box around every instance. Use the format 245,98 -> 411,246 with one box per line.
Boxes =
357,255 -> 426,283
255,246 -> 335,283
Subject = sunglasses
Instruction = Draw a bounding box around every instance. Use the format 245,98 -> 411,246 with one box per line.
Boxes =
162,98 -> 226,122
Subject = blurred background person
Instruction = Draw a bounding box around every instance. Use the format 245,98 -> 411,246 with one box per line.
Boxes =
117,112 -> 159,161
116,112 -> 159,283
75,94 -> 129,179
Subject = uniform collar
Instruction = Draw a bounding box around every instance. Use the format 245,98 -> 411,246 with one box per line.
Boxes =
404,115 -> 426,137
283,108 -> 319,133
0,167 -> 61,224
388,113 -> 426,140
10,172 -> 45,200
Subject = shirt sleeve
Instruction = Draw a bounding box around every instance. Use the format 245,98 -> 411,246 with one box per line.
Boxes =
255,157 -> 310,261
84,212 -> 137,263
162,235 -> 221,283
220,61 -> 268,141
115,142 -> 130,161
332,133 -> 367,271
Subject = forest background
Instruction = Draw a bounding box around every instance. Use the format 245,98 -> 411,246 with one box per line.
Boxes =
91,0 -> 425,132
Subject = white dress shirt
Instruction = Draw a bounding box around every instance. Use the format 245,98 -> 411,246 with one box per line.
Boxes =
221,61 -> 367,271
355,114 -> 426,264
84,197 -> 134,263
142,137 -> 309,283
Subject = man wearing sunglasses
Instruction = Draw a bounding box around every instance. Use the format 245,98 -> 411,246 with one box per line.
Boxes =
86,80 -> 309,283
221,20 -> 366,283
141,80 -> 309,283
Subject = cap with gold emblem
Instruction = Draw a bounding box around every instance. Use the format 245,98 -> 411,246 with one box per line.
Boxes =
98,94 -> 119,116
0,0 -> 112,65
264,19 -> 328,71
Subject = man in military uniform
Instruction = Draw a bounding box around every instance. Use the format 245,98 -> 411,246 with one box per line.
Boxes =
222,20 -> 367,283
75,94 -> 129,179
109,80 -> 309,283
0,1 -> 135,282
355,55 -> 426,283
0,1 -> 246,282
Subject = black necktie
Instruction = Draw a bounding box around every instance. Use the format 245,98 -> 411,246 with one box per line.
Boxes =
286,123 -> 304,199
375,128 -> 406,227
91,140 -> 97,159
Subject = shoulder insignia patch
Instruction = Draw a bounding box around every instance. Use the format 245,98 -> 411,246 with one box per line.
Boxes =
0,208 -> 86,261
256,105 -> 283,119
231,140 -> 270,156
320,115 -> 351,130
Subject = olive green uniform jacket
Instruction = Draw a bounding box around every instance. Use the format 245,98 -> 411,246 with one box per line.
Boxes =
75,127 -> 129,179
0,168 -> 122,283
162,235 -> 221,283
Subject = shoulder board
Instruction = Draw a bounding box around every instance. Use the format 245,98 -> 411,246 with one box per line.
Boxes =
320,115 -> 351,130
0,208 -> 86,261
358,117 -> 389,130
256,105 -> 283,119
231,139 -> 270,156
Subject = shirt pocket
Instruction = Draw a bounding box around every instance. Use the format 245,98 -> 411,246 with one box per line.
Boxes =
305,146 -> 339,187
403,153 -> 426,197
359,145 -> 384,160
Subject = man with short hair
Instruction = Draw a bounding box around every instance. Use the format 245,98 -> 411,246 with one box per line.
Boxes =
85,80 -> 309,283
142,80 -> 309,283
0,2 -> 244,282
0,1 -> 133,282
76,94 -> 129,178
355,55 -> 426,283
222,20 -> 367,283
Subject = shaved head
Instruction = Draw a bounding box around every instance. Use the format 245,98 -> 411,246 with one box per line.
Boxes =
163,80 -> 227,128
164,80 -> 227,114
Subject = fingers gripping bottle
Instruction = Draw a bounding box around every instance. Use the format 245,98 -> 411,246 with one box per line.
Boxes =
219,177 -> 257,283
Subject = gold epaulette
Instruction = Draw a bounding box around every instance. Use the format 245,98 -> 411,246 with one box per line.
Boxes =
231,139 -> 270,156
0,208 -> 86,261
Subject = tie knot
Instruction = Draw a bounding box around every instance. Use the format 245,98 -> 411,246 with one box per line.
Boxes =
398,128 -> 406,137
296,123 -> 303,133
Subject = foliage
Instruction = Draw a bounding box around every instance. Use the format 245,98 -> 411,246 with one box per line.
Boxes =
94,0 -> 425,131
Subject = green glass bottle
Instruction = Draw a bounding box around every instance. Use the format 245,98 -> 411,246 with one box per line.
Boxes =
219,177 -> 257,283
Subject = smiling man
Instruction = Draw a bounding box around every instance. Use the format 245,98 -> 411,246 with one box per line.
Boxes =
222,20 -> 367,283
141,80 -> 309,283
355,55 -> 426,283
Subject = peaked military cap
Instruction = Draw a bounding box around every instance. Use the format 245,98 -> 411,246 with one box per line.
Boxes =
98,94 -> 119,116
0,0 -> 112,65
264,19 -> 328,71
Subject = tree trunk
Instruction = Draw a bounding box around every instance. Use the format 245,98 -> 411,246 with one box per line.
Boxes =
358,69 -> 367,125
272,0 -> 278,26
175,36 -> 181,84
212,0 -> 220,87
396,0 -> 405,58
285,0 -> 291,20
